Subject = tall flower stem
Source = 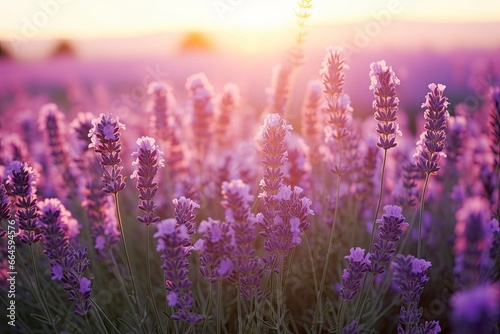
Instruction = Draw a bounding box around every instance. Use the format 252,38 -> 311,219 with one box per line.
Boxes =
313,173 -> 342,333
29,244 -> 58,334
236,284 -> 243,334
417,173 -> 431,259
202,284 -> 213,334
113,194 -> 140,305
276,254 -> 285,333
217,280 -> 223,334
369,149 -> 388,251
147,224 -> 165,334
90,298 -> 122,334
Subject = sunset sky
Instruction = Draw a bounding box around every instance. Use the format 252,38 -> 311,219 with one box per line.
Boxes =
1,0 -> 499,39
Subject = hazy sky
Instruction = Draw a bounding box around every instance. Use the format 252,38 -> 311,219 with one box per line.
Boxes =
1,0 -> 499,39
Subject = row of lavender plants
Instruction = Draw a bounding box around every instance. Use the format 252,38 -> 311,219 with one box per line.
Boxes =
1,46 -> 499,334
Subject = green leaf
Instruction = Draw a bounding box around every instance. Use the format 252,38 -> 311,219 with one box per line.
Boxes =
30,313 -> 50,325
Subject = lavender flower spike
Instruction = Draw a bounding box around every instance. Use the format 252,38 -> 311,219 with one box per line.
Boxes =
131,136 -> 165,225
5,161 -> 41,244
0,181 -> 10,238
414,83 -> 450,175
370,205 -> 408,275
259,113 -> 292,198
391,254 -> 438,333
88,113 -> 126,194
340,247 -> 371,300
369,60 -> 402,150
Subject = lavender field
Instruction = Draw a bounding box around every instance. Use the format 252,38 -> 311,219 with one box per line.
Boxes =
1,1 -> 500,333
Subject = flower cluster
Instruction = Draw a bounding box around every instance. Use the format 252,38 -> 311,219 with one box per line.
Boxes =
369,60 -> 401,150
370,205 -> 408,275
490,86 -> 500,173
451,283 -> 499,334
340,247 -> 371,300
342,320 -> 359,334
195,218 -> 235,283
185,72 -> 215,150
391,254 -> 440,333
221,180 -> 263,299
82,180 -> 120,257
148,81 -> 175,142
88,113 -> 126,194
454,197 -> 491,288
259,113 -> 292,198
131,136 -> 165,225
38,198 -> 93,315
301,80 -> 322,142
266,64 -> 292,116
4,161 -> 41,244
414,83 -> 449,175
155,197 -> 202,324
216,82 -> 240,146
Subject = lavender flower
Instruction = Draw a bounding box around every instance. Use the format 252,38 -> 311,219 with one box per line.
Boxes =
340,247 -> 371,300
39,104 -> 79,196
88,113 -> 126,194
82,181 -> 119,258
222,180 -> 263,299
342,320 -> 359,334
155,197 -> 203,324
301,80 -> 322,142
131,136 -> 165,225
265,64 -> 292,116
4,161 -> 41,244
195,218 -> 235,283
216,82 -> 240,145
70,111 -> 95,153
369,60 -> 401,150
414,84 -> 450,175
391,254 -> 434,332
454,196 -> 490,288
185,73 -> 215,151
259,113 -> 292,199
396,161 -> 420,208
38,198 -> 93,315
370,205 -> 408,275
148,81 -> 175,142
451,284 -> 499,334
0,181 -> 10,238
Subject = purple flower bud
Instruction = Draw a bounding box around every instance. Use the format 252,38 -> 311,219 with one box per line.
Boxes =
369,60 -> 401,150
266,64 -> 292,116
340,247 -> 371,300
414,83 -> 450,175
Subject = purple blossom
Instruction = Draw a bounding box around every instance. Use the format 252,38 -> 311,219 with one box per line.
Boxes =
369,60 -> 402,150
186,72 -> 215,150
221,179 -> 264,299
414,83 -> 450,175
301,80 -> 322,140
173,196 -> 200,235
70,112 -> 95,152
131,136 -> 165,225
196,218 -> 235,283
148,81 -> 175,142
38,198 -> 93,315
391,254 -> 435,332
88,113 -> 126,194
216,82 -> 240,145
82,181 -> 119,258
340,247 -> 371,300
155,200 -> 203,324
266,64 -> 292,116
454,196 -> 490,288
258,113 -> 292,199
371,205 -> 408,275
342,320 -> 359,334
490,86 -> 500,173
4,161 -> 41,244
451,284 -> 499,334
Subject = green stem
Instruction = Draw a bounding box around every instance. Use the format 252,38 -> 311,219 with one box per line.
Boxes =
217,280 -> 222,334
369,149 -> 388,252
202,284 -> 213,334
337,299 -> 346,333
277,254 -> 285,333
90,298 -> 122,334
417,173 -> 431,259
237,285 -> 243,334
29,244 -> 58,334
147,224 -> 165,334
113,194 -> 141,309
313,173 -> 342,334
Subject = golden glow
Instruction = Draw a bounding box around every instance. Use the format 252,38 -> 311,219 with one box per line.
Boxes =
0,0 -> 499,39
